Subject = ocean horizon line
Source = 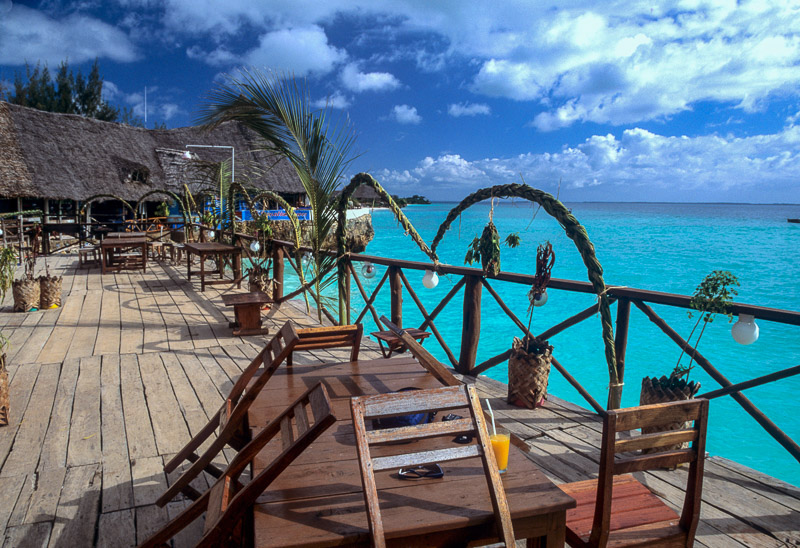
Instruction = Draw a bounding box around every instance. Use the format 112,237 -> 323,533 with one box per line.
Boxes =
419,200 -> 800,206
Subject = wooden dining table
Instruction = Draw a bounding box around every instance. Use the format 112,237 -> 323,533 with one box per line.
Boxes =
99,235 -> 147,274
247,355 -> 575,547
184,242 -> 243,292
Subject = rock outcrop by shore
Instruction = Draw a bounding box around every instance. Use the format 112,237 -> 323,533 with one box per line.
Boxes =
270,212 -> 374,253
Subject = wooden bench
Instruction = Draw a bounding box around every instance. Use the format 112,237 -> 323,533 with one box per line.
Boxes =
221,291 -> 272,337
288,324 -> 363,365
78,246 -> 99,268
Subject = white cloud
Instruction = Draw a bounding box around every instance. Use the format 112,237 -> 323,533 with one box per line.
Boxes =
0,4 -> 138,66
376,125 -> 800,201
186,45 -> 239,67
341,63 -> 400,93
391,104 -> 421,124
243,26 -> 346,76
312,90 -> 351,109
448,102 -> 491,117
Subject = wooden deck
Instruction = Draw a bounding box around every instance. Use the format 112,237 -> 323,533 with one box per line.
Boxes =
0,255 -> 797,547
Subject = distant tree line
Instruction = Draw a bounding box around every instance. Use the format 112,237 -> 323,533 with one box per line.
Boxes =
3,59 -> 164,128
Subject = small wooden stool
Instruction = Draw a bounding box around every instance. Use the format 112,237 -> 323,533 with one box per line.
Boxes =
370,328 -> 431,358
78,246 -> 99,268
221,291 -> 272,337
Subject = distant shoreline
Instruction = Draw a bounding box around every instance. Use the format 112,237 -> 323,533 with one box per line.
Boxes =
426,200 -> 800,205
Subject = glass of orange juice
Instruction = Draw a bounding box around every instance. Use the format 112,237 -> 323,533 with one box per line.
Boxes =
490,433 -> 510,473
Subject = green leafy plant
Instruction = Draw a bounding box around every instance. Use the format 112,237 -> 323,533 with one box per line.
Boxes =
155,201 -> 170,219
672,270 -> 740,381
464,223 -> 521,276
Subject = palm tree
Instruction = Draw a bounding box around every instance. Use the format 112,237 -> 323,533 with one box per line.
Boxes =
198,69 -> 357,322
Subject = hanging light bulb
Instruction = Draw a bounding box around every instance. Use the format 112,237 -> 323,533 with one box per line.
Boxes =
0,228 -> 4,237
361,262 -> 376,279
301,252 -> 312,266
422,269 -> 439,289
250,240 -> 261,253
182,150 -> 192,160
532,289 -> 548,307
207,230 -> 215,239
731,314 -> 759,345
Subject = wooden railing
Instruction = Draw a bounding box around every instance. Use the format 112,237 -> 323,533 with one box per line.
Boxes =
266,238 -> 800,464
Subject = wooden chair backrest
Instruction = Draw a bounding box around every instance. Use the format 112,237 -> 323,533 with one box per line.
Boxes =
591,398 -> 709,547
380,315 -> 461,387
157,321 -> 299,506
350,384 -> 514,548
200,382 -> 336,546
293,323 -> 363,363
140,383 -> 335,548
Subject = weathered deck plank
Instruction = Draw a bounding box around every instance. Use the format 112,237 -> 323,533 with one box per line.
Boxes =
0,254 -> 795,548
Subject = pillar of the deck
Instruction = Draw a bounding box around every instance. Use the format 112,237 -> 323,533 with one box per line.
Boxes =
389,266 -> 402,328
459,274 -> 482,374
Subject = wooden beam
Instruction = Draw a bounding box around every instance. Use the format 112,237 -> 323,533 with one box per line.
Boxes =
633,299 -> 800,463
459,275 -> 482,374
389,266 -> 402,328
272,245 -> 284,302
698,364 -> 800,400
609,298 -> 631,409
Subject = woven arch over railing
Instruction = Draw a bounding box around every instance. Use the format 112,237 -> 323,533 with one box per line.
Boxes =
430,183 -> 619,404
335,172 -> 438,320
134,189 -> 191,228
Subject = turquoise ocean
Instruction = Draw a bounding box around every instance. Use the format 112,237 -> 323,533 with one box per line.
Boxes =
283,202 -> 800,485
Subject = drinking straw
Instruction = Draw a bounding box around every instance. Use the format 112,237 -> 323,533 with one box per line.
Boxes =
485,399 -> 497,436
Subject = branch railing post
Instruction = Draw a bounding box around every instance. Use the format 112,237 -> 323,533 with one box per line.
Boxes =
272,244 -> 284,302
459,274 -> 483,374
609,297 -> 631,409
389,266 -> 403,328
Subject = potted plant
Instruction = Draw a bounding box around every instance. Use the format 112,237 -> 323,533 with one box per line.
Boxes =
508,242 -> 555,408
38,258 -> 62,309
640,270 -> 739,449
0,246 -> 17,425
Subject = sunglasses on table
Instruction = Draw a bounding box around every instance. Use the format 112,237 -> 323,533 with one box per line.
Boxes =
398,463 -> 444,480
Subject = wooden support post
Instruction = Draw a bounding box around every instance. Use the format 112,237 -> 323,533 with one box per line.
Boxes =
389,266 -> 402,328
344,259 -> 352,325
459,275 -> 482,374
609,298 -> 631,409
272,244 -> 284,302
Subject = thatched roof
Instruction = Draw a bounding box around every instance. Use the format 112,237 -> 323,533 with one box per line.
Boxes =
0,101 -> 304,201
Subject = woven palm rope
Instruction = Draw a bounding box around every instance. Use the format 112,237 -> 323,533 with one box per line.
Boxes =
336,173 -> 438,320
508,336 -> 552,408
135,189 -> 191,229
39,275 -> 62,308
430,183 -> 618,388
12,279 -> 40,312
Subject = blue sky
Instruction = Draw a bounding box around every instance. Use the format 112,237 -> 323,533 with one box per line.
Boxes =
1,0 -> 799,203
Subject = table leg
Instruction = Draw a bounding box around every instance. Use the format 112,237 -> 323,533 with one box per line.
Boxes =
234,253 -> 242,288
218,253 -> 224,279
525,511 -> 566,548
200,252 -> 206,291
187,250 -> 192,282
101,247 -> 107,274
142,242 -> 147,272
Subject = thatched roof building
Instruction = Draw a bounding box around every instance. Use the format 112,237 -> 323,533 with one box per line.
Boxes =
0,101 -> 304,205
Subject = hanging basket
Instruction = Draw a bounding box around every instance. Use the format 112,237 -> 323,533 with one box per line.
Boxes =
39,275 -> 63,309
639,375 -> 701,453
0,353 -> 8,427
507,336 -> 553,409
12,279 -> 40,312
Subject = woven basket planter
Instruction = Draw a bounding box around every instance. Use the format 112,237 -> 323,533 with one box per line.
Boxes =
248,275 -> 274,295
640,376 -> 701,453
0,354 -> 8,427
12,279 -> 40,312
39,275 -> 62,309
507,336 -> 553,409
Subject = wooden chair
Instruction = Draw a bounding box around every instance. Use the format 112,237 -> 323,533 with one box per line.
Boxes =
140,382 -> 336,548
286,323 -> 363,365
380,315 -> 461,387
350,384 -> 515,548
157,321 -> 300,506
559,398 -> 709,547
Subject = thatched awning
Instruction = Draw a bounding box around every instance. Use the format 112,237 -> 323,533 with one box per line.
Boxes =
0,101 -> 304,201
